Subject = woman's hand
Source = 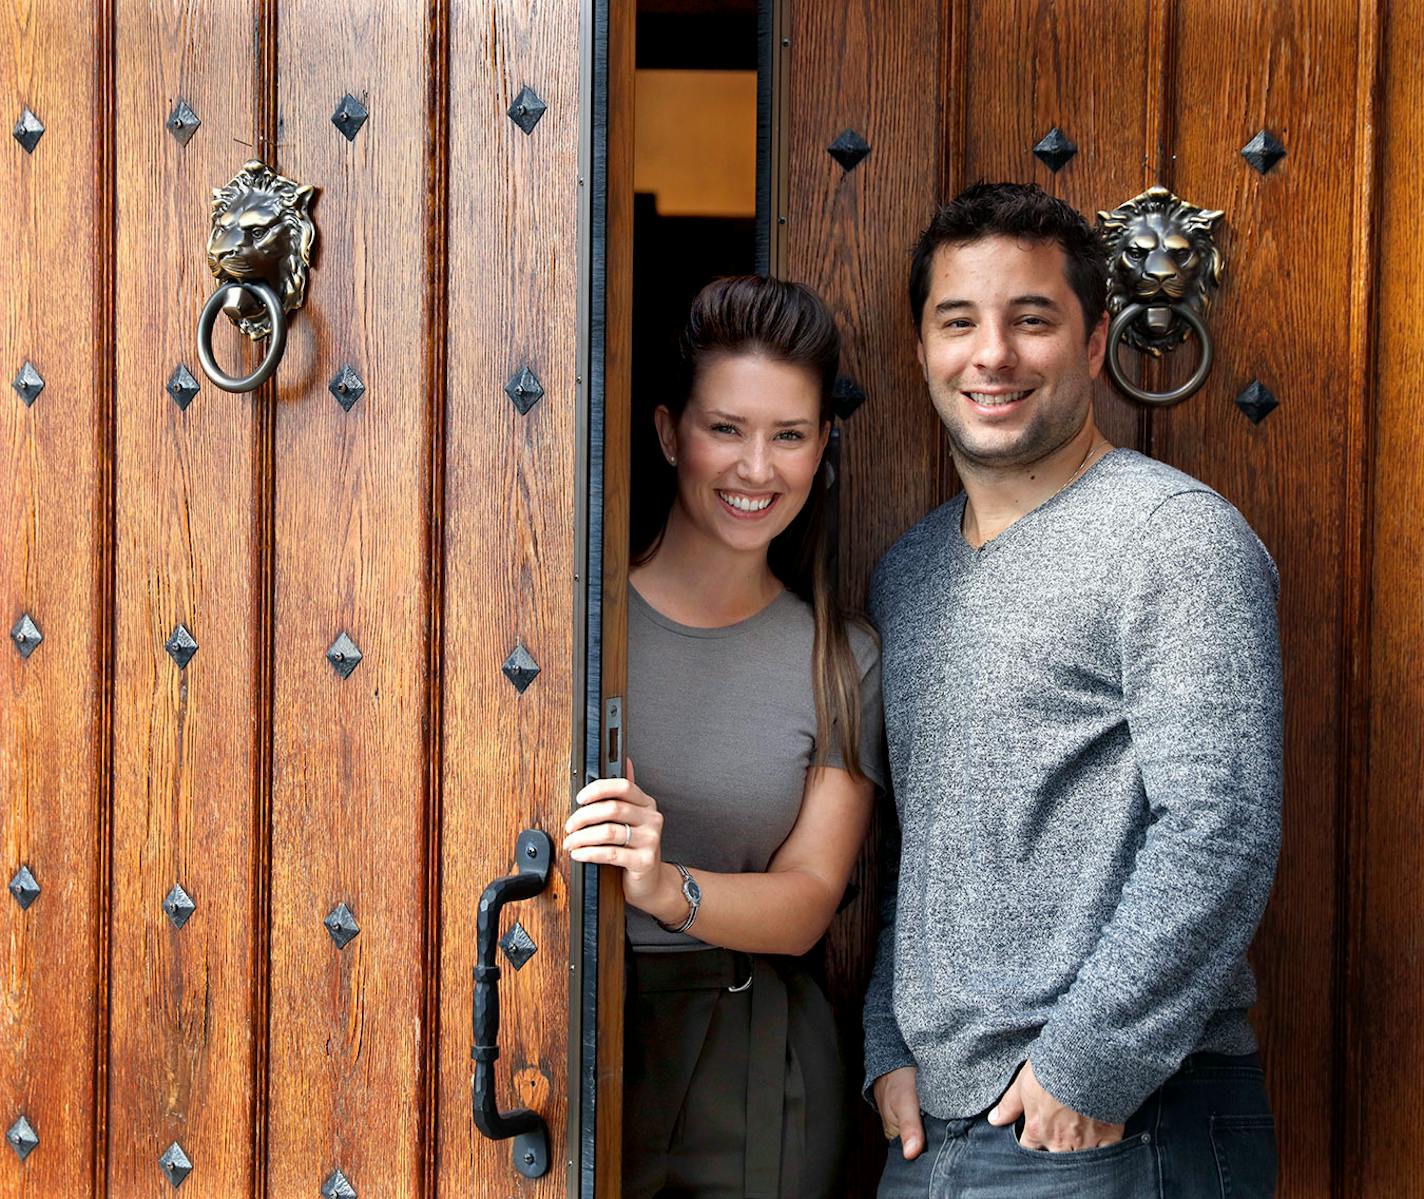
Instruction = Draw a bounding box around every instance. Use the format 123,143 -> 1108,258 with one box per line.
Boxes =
563,760 -> 677,918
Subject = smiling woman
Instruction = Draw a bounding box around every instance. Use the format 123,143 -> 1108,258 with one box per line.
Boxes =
566,276 -> 885,1196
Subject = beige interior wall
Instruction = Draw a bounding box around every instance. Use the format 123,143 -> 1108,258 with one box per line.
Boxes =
634,69 -> 757,217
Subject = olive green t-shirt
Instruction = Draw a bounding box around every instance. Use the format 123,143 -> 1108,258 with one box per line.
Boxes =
626,585 -> 885,951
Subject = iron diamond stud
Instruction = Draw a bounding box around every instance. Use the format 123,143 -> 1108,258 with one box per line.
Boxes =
505,365 -> 544,415
5,1116 -> 36,1162
329,365 -> 366,412
499,921 -> 538,970
1235,379 -> 1279,424
165,100 -> 201,147
326,632 -> 363,679
324,902 -> 360,949
501,644 -> 540,694
7,867 -> 39,910
332,94 -> 369,142
12,108 -> 43,154
163,883 -> 196,930
827,128 -> 870,171
831,376 -> 866,420
10,614 -> 42,659
165,624 -> 198,669
167,365 -> 200,411
322,1167 -> 358,1198
158,1142 -> 192,1189
5,1116 -> 37,1162
1032,126 -> 1078,172
507,85 -> 548,135
12,362 -> 44,407
1240,130 -> 1286,175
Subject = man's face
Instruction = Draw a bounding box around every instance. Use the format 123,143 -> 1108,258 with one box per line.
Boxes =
916,236 -> 1107,468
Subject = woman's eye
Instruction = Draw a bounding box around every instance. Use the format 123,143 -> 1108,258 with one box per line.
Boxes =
776,430 -> 804,441
711,423 -> 737,434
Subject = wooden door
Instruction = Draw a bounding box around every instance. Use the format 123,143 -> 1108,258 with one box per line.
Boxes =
772,1 -> 1424,1195
1,2 -> 631,1196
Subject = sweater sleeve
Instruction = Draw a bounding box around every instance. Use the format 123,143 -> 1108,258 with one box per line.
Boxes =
862,799 -> 916,1102
1028,490 -> 1283,1123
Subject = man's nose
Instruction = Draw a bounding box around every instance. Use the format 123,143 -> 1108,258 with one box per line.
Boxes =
971,322 -> 1017,372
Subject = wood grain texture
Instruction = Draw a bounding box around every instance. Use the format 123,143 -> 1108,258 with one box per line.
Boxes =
781,1 -> 947,1192
263,3 -> 432,1195
107,3 -> 260,1194
438,2 -> 582,1193
1158,5 -> 1361,1194
596,0 -> 635,1192
958,0 -> 1154,454
0,3 -> 101,1195
1352,0 -> 1422,1192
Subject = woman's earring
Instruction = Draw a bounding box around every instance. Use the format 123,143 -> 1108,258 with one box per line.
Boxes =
667,455 -> 677,466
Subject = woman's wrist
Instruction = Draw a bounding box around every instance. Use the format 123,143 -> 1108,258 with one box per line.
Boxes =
631,861 -> 690,925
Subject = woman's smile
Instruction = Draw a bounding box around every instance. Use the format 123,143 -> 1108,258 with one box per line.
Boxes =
717,489 -> 779,517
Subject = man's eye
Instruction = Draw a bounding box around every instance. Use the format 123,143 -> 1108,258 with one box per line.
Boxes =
944,319 -> 972,331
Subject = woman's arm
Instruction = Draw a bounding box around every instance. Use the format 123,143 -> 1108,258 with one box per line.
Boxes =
563,760 -> 874,956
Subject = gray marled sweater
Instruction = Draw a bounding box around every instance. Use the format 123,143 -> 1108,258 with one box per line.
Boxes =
863,449 -> 1282,1124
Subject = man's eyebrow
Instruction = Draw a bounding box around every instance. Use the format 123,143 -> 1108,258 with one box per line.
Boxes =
932,295 -> 1061,314
933,298 -> 973,315
1010,294 -> 1060,308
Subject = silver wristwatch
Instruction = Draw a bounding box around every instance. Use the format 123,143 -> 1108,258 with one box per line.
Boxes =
655,862 -> 701,934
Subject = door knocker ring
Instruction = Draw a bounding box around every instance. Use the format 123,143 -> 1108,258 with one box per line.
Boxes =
197,280 -> 287,392
1105,301 -> 1214,408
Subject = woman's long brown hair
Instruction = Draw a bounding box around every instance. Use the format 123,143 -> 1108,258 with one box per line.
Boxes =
632,276 -> 870,783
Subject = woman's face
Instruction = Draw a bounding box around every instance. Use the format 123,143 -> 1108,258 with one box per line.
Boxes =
656,353 -> 829,558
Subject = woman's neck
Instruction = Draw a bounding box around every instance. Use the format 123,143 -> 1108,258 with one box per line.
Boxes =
630,506 -> 782,628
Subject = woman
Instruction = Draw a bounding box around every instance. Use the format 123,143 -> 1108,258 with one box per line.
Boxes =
563,276 -> 884,1197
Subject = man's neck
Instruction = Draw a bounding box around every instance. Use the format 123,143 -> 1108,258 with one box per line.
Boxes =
957,422 -> 1109,549
631,506 -> 783,627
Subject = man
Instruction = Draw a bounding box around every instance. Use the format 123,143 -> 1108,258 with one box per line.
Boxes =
864,183 -> 1282,1197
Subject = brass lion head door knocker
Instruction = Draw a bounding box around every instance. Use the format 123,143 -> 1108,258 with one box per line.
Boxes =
196,160 -> 317,392
1097,186 -> 1224,407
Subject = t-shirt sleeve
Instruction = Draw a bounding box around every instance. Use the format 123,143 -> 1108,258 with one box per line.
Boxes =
821,625 -> 887,791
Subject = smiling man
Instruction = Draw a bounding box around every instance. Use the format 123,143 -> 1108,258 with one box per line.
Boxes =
864,183 -> 1283,1197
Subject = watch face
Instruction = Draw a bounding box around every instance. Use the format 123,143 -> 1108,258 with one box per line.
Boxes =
684,874 -> 701,903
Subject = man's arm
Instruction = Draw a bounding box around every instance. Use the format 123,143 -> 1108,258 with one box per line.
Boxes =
1028,490 -> 1283,1124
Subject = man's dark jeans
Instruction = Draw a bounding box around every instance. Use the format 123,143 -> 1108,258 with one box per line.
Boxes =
877,1052 -> 1276,1198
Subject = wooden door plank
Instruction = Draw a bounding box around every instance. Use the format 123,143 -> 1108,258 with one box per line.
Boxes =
780,3 -> 945,1193
1352,0 -> 1421,1193
957,0 -> 1154,453
594,0 -> 635,1191
1158,3 -> 1361,1192
263,4 -> 432,1195
0,2 -> 102,1195
438,3 -> 583,1193
107,4 -> 260,1194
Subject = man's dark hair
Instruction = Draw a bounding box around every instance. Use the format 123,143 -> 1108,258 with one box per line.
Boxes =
908,182 -> 1108,338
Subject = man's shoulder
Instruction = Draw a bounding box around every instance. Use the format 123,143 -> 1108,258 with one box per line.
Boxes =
1094,449 -> 1222,510
870,498 -> 964,603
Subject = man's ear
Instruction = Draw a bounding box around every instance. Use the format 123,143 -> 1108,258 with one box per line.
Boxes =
915,333 -> 927,379
1086,312 -> 1109,379
652,405 -> 679,464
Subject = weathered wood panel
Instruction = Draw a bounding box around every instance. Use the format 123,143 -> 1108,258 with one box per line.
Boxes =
438,2 -> 583,1193
0,2 -> 102,1194
107,3 -> 260,1194
263,4 -> 432,1195
781,1 -> 946,1192
1352,0 -> 1422,1193
1160,4 -> 1361,1192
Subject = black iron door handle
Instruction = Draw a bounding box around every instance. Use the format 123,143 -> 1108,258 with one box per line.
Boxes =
472,829 -> 553,1180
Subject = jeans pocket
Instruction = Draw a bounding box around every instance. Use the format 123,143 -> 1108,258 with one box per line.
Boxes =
1209,1113 -> 1277,1198
1009,1119 -> 1151,1165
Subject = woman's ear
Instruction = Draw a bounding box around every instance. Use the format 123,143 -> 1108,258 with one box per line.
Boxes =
653,405 -> 680,466
816,419 -> 832,458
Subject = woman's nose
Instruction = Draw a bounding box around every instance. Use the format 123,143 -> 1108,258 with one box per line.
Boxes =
737,439 -> 774,482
